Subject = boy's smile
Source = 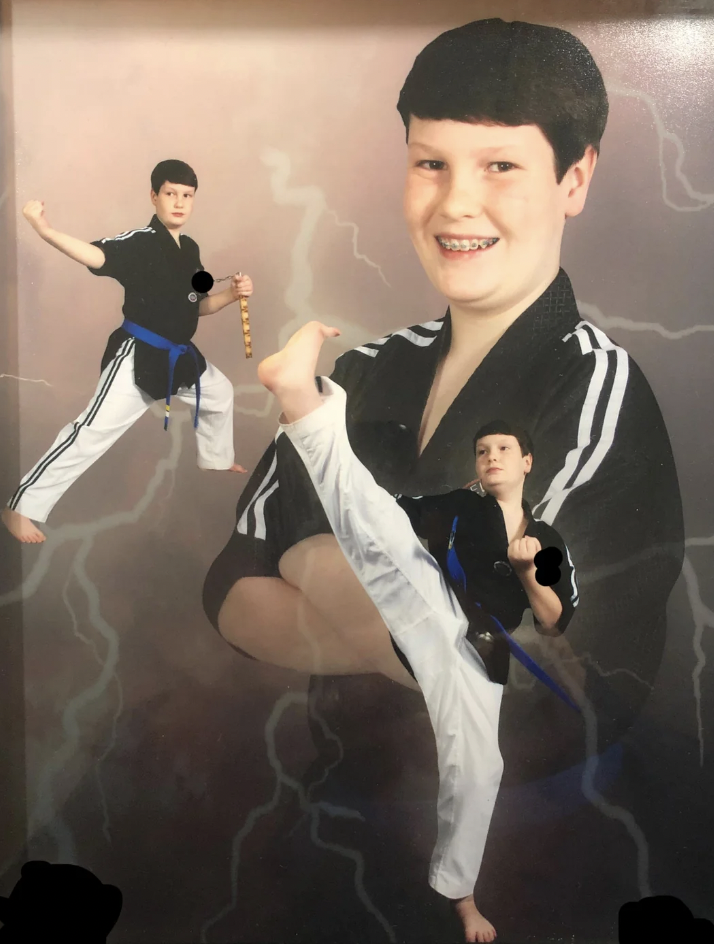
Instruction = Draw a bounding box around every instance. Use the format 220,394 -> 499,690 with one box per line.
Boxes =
403,119 -> 596,321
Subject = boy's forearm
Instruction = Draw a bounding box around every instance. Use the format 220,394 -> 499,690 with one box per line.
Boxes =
40,227 -> 105,269
517,569 -> 563,634
198,286 -> 234,317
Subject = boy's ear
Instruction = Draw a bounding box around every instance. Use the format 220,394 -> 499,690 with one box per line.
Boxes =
563,145 -> 598,220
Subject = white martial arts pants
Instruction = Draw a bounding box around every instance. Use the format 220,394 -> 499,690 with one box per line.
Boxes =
9,338 -> 236,523
279,377 -> 504,900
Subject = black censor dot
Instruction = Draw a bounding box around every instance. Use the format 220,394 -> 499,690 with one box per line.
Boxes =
191,270 -> 214,293
619,895 -> 714,943
534,546 -> 563,586
0,860 -> 123,942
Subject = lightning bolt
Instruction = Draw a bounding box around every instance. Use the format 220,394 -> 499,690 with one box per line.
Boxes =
682,536 -> 714,767
577,300 -> 714,341
324,209 -> 391,287
611,81 -> 714,212
15,410 -> 188,859
261,147 -> 389,352
8,377 -> 283,860
199,692 -> 395,944
0,373 -> 53,386
200,148 -> 396,939
541,645 -> 653,899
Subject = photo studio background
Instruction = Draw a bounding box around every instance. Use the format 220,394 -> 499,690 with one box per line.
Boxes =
1,1 -> 713,941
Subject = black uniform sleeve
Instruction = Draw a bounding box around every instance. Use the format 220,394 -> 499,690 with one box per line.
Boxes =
394,494 -> 455,539
529,341 -> 684,744
185,235 -> 204,276
329,344 -> 378,394
534,524 -> 579,634
87,233 -> 139,282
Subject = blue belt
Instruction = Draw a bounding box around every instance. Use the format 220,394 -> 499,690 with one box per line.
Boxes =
447,516 -> 581,713
122,319 -> 201,430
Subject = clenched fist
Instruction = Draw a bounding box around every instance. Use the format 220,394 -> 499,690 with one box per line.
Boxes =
230,273 -> 253,300
22,200 -> 51,234
507,535 -> 542,573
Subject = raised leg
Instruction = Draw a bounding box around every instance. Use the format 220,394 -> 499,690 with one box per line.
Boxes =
217,571 -> 407,679
258,322 -> 504,920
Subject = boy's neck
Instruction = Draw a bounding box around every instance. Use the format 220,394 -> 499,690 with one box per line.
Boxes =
447,266 -> 559,358
155,213 -> 183,245
494,490 -> 525,517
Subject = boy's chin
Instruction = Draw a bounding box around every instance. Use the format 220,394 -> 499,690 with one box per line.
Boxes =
437,281 -> 501,311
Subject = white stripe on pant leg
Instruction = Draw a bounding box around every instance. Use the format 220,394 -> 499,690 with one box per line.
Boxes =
9,342 -> 152,522
9,338 -> 134,512
280,377 -> 504,898
176,361 -> 235,470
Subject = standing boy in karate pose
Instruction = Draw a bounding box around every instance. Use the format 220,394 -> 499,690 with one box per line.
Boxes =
3,159 -> 253,543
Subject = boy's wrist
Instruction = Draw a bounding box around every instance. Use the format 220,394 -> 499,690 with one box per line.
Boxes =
514,562 -> 536,581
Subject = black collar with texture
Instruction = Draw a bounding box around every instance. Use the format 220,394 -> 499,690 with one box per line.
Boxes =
149,213 -> 185,249
465,488 -> 537,534
348,268 -> 582,495
437,267 -> 580,371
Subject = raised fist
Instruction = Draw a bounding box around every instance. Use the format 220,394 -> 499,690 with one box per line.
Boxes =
507,535 -> 542,573
231,273 -> 253,300
22,200 -> 50,234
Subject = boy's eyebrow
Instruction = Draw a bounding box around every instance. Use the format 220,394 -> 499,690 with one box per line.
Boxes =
407,140 -> 526,157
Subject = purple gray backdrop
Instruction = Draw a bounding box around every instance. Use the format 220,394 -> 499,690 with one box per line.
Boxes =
1,1 -> 713,942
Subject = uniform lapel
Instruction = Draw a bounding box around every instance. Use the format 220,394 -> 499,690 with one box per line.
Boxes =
407,269 -> 581,493
347,269 -> 581,496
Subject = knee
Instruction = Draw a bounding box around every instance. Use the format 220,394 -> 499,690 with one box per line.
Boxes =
216,578 -> 253,644
217,377 -> 235,412
278,534 -> 346,588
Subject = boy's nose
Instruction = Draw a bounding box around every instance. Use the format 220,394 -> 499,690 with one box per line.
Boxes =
439,171 -> 486,220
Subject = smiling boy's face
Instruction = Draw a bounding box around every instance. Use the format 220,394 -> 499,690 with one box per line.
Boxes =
403,118 -> 597,318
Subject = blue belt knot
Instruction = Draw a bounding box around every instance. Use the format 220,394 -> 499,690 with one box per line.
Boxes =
122,319 -> 201,430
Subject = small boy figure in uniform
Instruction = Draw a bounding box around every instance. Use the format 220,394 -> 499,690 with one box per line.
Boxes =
3,159 -> 253,543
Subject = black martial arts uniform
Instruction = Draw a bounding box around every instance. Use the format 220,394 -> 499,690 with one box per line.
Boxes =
8,215 -> 235,522
89,213 -> 208,398
204,267 -> 684,768
395,488 -> 579,684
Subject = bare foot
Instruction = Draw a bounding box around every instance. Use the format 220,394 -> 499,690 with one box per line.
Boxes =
454,895 -> 497,943
257,321 -> 340,424
2,506 -> 46,544
203,464 -> 248,474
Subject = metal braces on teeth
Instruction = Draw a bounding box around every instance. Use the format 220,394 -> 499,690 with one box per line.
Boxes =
438,237 -> 498,251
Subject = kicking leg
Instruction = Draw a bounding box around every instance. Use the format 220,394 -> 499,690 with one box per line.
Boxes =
218,574 -> 396,677
3,339 -> 151,542
259,323 -> 503,935
278,534 -> 421,690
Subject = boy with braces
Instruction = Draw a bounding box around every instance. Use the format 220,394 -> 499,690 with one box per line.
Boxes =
204,19 -> 684,942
